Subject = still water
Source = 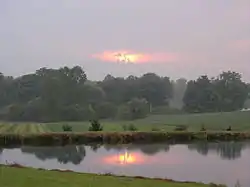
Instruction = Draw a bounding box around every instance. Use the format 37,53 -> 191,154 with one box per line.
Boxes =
1,142 -> 250,187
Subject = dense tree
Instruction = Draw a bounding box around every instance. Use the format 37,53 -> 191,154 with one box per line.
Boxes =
0,67 -> 248,122
137,73 -> 172,106
117,98 -> 149,120
183,76 -> 218,113
213,71 -> 249,111
244,99 -> 250,109
183,71 -> 249,113
0,67 -> 173,121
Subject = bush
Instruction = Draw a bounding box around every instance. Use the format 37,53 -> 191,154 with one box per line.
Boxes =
151,127 -> 160,131
88,120 -> 103,131
122,124 -> 137,131
122,124 -> 128,131
200,125 -> 206,131
62,124 -> 72,132
128,124 -> 137,131
226,126 -> 232,131
174,125 -> 188,131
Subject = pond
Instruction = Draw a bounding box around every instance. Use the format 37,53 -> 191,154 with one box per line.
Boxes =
1,142 -> 250,187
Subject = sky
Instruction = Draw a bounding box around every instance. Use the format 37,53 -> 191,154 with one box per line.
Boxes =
0,0 -> 250,81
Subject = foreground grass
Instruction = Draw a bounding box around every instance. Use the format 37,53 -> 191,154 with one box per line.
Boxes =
0,166 -> 213,187
0,110 -> 249,133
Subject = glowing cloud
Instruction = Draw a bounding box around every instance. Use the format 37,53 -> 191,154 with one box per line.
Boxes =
91,50 -> 178,64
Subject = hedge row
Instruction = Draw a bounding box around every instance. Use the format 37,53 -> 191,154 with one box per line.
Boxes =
1,131 -> 250,146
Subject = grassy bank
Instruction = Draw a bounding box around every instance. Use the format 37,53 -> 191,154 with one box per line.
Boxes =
0,165 -> 223,187
0,111 -> 250,133
1,131 -> 250,146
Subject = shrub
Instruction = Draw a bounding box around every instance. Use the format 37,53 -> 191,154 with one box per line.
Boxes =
174,125 -> 188,131
151,127 -> 160,131
226,126 -> 232,131
62,124 -> 72,132
200,125 -> 206,131
122,124 -> 138,131
122,124 -> 137,131
122,124 -> 128,131
88,120 -> 103,131
127,124 -> 137,131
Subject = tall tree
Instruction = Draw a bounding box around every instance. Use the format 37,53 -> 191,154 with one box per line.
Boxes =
138,73 -> 172,106
213,71 -> 248,111
183,71 -> 248,113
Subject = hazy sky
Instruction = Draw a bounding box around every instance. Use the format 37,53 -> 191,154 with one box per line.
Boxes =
1,0 -> 250,81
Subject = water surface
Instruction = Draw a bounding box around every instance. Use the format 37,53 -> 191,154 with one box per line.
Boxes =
1,142 -> 250,187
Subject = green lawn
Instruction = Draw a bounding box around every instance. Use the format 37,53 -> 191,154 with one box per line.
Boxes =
0,110 -> 249,133
0,166 -> 213,187
0,123 -> 50,134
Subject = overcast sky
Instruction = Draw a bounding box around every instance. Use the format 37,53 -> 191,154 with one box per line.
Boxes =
0,0 -> 250,81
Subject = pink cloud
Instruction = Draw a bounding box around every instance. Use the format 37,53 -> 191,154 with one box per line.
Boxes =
229,39 -> 250,52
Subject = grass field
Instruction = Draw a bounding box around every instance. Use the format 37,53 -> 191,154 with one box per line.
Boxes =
0,110 -> 249,134
0,166 -> 216,187
0,123 -> 51,134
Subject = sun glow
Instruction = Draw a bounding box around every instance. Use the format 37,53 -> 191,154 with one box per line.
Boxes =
92,50 -> 149,64
91,50 -> 179,64
104,151 -> 145,165
118,152 -> 136,164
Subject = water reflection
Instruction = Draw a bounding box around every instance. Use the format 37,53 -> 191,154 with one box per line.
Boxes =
188,142 -> 246,160
21,145 -> 86,165
103,144 -> 170,156
17,142 -> 250,163
1,142 -> 250,187
104,151 -> 146,165
90,144 -> 102,152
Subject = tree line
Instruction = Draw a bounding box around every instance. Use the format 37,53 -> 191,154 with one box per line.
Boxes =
0,66 -> 249,122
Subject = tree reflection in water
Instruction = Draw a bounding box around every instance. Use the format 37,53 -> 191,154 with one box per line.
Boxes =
21,145 -> 86,165
18,141 -> 249,165
0,148 -> 2,159
188,142 -> 247,160
90,144 -> 102,152
103,144 -> 170,156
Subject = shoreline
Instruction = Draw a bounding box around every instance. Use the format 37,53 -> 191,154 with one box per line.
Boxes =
0,164 -> 226,187
1,131 -> 250,146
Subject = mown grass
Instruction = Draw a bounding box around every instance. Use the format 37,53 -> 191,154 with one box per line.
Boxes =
0,123 -> 50,134
0,110 -> 249,133
0,166 -> 219,187
40,110 -> 250,132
